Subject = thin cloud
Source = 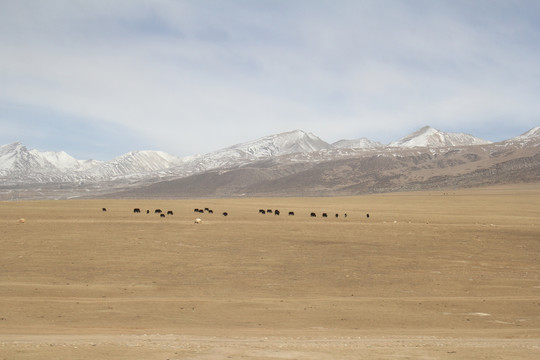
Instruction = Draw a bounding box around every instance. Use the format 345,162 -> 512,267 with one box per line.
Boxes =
1,1 -> 539,159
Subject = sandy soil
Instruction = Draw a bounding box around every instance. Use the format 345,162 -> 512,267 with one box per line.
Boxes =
1,185 -> 539,359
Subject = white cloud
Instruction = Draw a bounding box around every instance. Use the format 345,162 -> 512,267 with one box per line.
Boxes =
1,0 -> 539,158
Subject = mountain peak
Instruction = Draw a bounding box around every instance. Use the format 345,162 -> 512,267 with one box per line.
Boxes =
228,129 -> 331,158
517,127 -> 540,139
389,126 -> 491,148
503,126 -> 540,147
0,141 -> 25,153
418,125 -> 437,133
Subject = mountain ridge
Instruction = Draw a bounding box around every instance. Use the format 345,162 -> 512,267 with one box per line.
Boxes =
388,126 -> 492,148
1,126 -> 538,200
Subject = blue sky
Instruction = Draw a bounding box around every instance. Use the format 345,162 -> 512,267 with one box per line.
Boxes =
1,0 -> 539,160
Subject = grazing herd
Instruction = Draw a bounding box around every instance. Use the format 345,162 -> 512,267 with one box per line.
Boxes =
102,206 -> 370,222
125,206 -> 231,220
260,209 -> 350,219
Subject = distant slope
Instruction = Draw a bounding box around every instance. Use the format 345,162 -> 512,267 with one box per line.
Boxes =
103,140 -> 540,199
332,138 -> 383,149
228,129 -> 331,157
1,126 -> 539,200
389,126 -> 492,148
0,142 -> 102,183
501,127 -> 540,147
84,150 -> 185,180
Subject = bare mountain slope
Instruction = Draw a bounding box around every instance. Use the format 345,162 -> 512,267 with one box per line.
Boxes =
104,140 -> 540,199
242,145 -> 539,196
2,126 -> 538,199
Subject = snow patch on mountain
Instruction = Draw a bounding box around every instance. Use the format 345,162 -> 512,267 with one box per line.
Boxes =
389,126 -> 491,148
229,130 -> 331,158
501,127 -> 540,147
333,138 -> 383,149
0,143 -> 186,183
85,150 -> 184,179
0,142 -> 27,171
30,149 -> 98,171
511,127 -> 540,141
159,130 -> 333,178
1,125 -> 537,191
0,131 -> 334,185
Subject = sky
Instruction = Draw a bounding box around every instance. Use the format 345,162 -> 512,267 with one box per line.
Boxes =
1,0 -> 540,160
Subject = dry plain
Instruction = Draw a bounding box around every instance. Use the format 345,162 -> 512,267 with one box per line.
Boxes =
1,185 -> 539,359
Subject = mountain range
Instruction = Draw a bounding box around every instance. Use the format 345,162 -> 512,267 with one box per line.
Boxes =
1,126 -> 539,200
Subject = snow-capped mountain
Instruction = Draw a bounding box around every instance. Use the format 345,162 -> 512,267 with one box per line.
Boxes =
0,142 -> 186,183
388,126 -> 491,148
112,126 -> 540,199
0,142 -> 101,183
1,125 -> 538,199
333,138 -> 383,149
164,130 -> 332,175
0,130 -> 331,185
0,142 -> 42,174
229,130 -> 331,158
29,149 -> 92,171
502,127 -> 540,147
84,150 -> 185,180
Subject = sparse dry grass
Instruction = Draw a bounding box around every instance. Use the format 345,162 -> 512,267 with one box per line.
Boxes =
1,185 -> 539,359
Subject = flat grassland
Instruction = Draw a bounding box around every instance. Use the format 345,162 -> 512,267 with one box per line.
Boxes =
1,185 -> 539,359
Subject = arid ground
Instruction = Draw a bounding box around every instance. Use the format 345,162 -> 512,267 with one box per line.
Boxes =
1,185 -> 539,359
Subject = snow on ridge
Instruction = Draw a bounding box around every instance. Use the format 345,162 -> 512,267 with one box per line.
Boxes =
389,126 -> 491,148
83,150 -> 187,179
511,126 -> 540,140
333,138 -> 383,149
30,149 -> 84,171
0,142 -> 26,170
500,126 -> 540,147
167,130 -> 332,175
1,125 -> 536,186
228,129 -> 331,158
0,142 -> 186,183
0,142 -> 101,174
111,150 -> 184,169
